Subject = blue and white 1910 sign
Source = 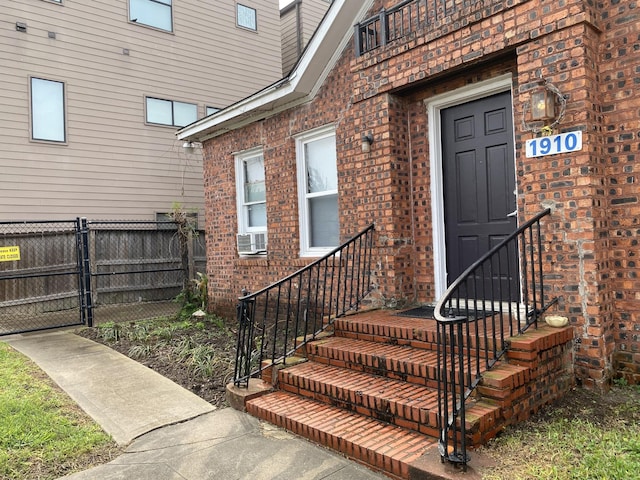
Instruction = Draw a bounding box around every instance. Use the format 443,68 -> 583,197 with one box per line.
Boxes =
525,131 -> 582,158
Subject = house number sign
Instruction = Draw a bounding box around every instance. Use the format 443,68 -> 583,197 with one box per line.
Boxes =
525,131 -> 582,158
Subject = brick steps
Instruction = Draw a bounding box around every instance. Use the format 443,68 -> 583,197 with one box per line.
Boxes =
306,335 -> 477,389
279,361 -> 500,438
334,310 -> 518,355
334,313 -> 439,349
232,310 -> 575,479
279,361 -> 440,435
246,391 -> 438,479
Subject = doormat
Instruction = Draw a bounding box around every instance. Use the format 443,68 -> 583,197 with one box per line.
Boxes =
396,306 -> 497,320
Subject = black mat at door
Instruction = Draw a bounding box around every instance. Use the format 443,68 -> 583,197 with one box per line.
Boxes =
396,306 -> 497,320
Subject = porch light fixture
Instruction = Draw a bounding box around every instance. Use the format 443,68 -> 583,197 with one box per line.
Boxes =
182,141 -> 195,154
361,133 -> 374,153
530,88 -> 555,121
521,77 -> 567,134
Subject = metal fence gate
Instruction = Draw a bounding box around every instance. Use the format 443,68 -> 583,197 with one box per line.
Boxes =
0,219 -> 88,335
0,218 -> 206,336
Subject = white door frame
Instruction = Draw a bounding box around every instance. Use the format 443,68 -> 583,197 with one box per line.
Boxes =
425,74 -> 515,299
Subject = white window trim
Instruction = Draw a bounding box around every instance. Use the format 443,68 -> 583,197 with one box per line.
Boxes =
235,147 -> 267,235
295,124 -> 338,258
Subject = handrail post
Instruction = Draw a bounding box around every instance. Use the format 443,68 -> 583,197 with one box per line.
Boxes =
434,209 -> 554,470
232,224 -> 375,388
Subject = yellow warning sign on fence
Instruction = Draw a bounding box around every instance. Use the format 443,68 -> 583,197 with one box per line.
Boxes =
0,246 -> 20,262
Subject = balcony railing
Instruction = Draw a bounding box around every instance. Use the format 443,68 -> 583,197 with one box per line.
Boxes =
233,224 -> 375,388
355,0 -> 488,56
434,208 -> 557,470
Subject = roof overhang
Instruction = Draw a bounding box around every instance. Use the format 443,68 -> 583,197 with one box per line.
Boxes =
177,0 -> 374,143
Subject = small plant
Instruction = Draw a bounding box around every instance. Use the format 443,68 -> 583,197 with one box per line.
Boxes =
151,324 -> 179,340
175,337 -> 197,361
175,273 -> 208,320
97,322 -> 122,342
188,345 -> 216,377
128,344 -> 153,359
126,323 -> 151,343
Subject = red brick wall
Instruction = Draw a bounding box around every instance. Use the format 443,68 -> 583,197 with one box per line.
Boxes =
201,0 -> 639,385
599,1 -> 640,384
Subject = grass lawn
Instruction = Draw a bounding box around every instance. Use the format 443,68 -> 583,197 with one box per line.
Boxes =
479,383 -> 640,480
0,342 -> 119,480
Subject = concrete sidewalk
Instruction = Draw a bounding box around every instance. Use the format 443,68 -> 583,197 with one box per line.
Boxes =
3,330 -> 386,480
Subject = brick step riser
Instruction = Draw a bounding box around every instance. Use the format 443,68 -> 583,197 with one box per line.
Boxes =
334,328 -> 511,357
305,352 -> 439,390
304,344 -> 486,392
278,372 -> 442,438
246,394 -> 438,479
276,363 -> 505,440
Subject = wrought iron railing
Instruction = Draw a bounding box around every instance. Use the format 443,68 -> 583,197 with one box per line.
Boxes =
434,208 -> 557,470
233,224 -> 375,388
355,0 -> 490,56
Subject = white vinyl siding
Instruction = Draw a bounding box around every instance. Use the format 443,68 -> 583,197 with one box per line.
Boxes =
236,148 -> 267,233
296,126 -> 339,256
30,77 -> 65,143
237,4 -> 257,30
146,97 -> 197,127
130,0 -> 172,31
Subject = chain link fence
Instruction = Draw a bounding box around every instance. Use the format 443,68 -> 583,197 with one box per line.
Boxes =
0,220 -> 85,335
0,219 -> 206,335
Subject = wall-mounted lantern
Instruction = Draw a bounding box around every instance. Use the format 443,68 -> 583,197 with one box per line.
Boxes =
522,78 -> 567,135
530,88 -> 555,121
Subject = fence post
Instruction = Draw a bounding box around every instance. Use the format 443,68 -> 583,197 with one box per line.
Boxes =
80,218 -> 93,327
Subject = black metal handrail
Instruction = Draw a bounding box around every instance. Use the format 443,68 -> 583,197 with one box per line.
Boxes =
434,208 -> 557,470
355,0 -> 492,56
233,224 -> 375,388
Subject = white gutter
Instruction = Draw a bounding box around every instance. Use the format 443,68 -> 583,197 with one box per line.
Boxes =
177,0 -> 374,143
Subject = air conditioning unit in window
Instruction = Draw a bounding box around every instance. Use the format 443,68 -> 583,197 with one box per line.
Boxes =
236,231 -> 267,255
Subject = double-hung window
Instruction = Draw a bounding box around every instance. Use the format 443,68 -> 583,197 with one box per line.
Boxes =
145,97 -> 197,127
30,77 -> 66,143
236,149 -> 267,254
296,126 -> 339,256
130,0 -> 172,32
236,149 -> 267,233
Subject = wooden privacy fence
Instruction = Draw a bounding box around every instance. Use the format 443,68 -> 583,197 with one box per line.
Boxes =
0,218 -> 206,336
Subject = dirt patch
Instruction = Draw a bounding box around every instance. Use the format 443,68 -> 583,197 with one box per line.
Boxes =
76,317 -> 237,408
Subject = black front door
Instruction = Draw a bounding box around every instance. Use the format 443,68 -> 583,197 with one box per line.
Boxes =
441,91 -> 518,299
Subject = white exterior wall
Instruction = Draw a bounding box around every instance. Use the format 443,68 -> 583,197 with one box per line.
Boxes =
1,0 -> 282,222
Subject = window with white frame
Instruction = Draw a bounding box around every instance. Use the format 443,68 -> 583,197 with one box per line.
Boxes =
296,126 -> 339,256
236,149 -> 267,234
206,106 -> 221,116
237,4 -> 257,30
130,0 -> 172,32
145,97 -> 197,127
31,77 -> 65,142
